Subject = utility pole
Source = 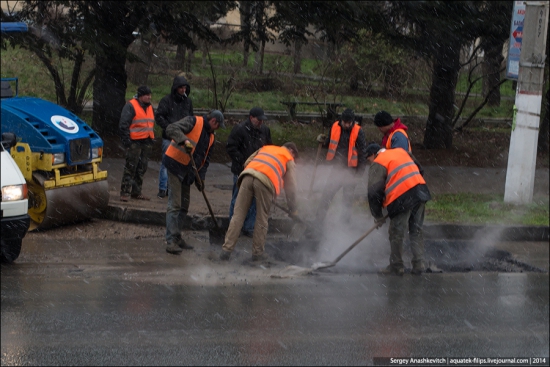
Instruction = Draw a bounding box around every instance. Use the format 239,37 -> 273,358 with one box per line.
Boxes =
504,1 -> 549,204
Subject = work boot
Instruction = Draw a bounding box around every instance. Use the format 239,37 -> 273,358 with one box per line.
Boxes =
411,266 -> 425,275
251,253 -> 268,262
131,193 -> 151,201
219,250 -> 231,261
380,265 -> 404,276
120,195 -> 130,202
177,239 -> 194,250
157,189 -> 167,199
166,242 -> 183,255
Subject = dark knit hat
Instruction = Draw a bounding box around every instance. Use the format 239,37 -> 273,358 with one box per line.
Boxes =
137,85 -> 152,97
374,111 -> 393,127
366,142 -> 381,158
341,108 -> 355,122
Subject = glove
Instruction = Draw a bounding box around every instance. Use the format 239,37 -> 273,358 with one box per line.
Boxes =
316,134 -> 326,143
195,179 -> 204,192
375,217 -> 386,228
183,140 -> 194,154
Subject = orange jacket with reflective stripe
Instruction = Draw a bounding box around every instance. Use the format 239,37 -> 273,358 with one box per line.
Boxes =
374,148 -> 426,207
128,99 -> 155,140
385,128 -> 412,152
245,145 -> 294,195
165,116 -> 214,169
326,121 -> 361,167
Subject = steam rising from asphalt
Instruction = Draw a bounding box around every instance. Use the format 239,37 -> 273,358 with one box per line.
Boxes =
293,162 -> 391,272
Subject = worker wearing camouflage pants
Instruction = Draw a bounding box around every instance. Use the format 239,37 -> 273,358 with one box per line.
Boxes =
388,202 -> 426,272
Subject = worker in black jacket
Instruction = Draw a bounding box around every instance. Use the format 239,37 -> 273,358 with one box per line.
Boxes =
226,107 -> 272,237
155,75 -> 193,199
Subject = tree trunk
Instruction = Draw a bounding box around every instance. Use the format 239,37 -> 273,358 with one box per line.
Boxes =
202,43 -> 208,69
254,46 -> 261,74
482,40 -> 504,107
239,0 -> 252,68
66,50 -> 85,114
293,40 -> 302,74
92,51 -> 128,137
175,44 -> 186,71
186,48 -> 194,73
259,40 -> 265,75
538,87 -> 549,153
423,46 -> 460,149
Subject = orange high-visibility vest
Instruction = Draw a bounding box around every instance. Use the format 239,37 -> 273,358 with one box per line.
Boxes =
374,148 -> 426,207
165,116 -> 214,169
128,99 -> 155,140
245,145 -> 294,195
385,128 -> 412,152
326,121 -> 361,167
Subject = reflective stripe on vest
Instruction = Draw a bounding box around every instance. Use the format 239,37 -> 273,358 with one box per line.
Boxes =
165,116 -> 214,168
128,99 -> 155,140
245,145 -> 294,195
385,128 -> 412,153
374,148 -> 426,207
326,121 -> 360,167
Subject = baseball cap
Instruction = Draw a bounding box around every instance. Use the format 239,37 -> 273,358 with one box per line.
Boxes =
250,107 -> 268,120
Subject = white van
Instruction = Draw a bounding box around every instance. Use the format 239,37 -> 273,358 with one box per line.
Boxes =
1,132 -> 30,263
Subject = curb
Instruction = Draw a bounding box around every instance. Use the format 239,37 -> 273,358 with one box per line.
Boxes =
424,224 -> 549,242
101,205 -> 549,242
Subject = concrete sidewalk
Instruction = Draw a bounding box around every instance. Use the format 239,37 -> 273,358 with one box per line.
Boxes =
98,157 -> 549,243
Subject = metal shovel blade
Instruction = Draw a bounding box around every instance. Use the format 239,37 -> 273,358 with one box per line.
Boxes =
208,219 -> 226,246
311,261 -> 335,270
209,227 -> 226,245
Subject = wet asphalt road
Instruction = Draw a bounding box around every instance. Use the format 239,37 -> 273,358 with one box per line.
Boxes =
2,235 -> 549,366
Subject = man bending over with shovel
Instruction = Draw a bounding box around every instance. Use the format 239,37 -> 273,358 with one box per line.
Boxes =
163,110 -> 225,255
366,143 -> 431,275
219,142 -> 299,262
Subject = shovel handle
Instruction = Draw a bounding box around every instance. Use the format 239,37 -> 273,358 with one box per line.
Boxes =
188,152 -> 220,230
307,142 -> 323,198
331,214 -> 389,265
273,201 -> 304,224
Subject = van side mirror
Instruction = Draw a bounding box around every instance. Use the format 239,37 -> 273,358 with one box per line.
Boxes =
1,132 -> 17,149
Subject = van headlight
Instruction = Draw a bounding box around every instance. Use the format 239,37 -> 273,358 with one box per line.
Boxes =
52,153 -> 65,165
91,147 -> 102,159
2,184 -> 27,201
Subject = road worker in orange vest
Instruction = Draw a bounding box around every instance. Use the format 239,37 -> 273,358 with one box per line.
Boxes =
119,85 -> 155,202
219,142 -> 299,262
373,110 -> 412,152
163,110 -> 225,255
366,143 -> 431,276
311,108 -> 368,232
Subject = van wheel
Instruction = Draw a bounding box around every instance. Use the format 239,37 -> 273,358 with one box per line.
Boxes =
1,238 -> 22,263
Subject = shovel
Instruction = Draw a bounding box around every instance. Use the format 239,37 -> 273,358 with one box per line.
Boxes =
307,141 -> 323,198
272,201 -> 311,240
311,214 -> 389,270
188,154 -> 226,245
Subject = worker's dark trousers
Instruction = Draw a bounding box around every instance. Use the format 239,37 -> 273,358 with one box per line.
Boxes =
120,142 -> 152,196
388,202 -> 426,271
165,171 -> 191,245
